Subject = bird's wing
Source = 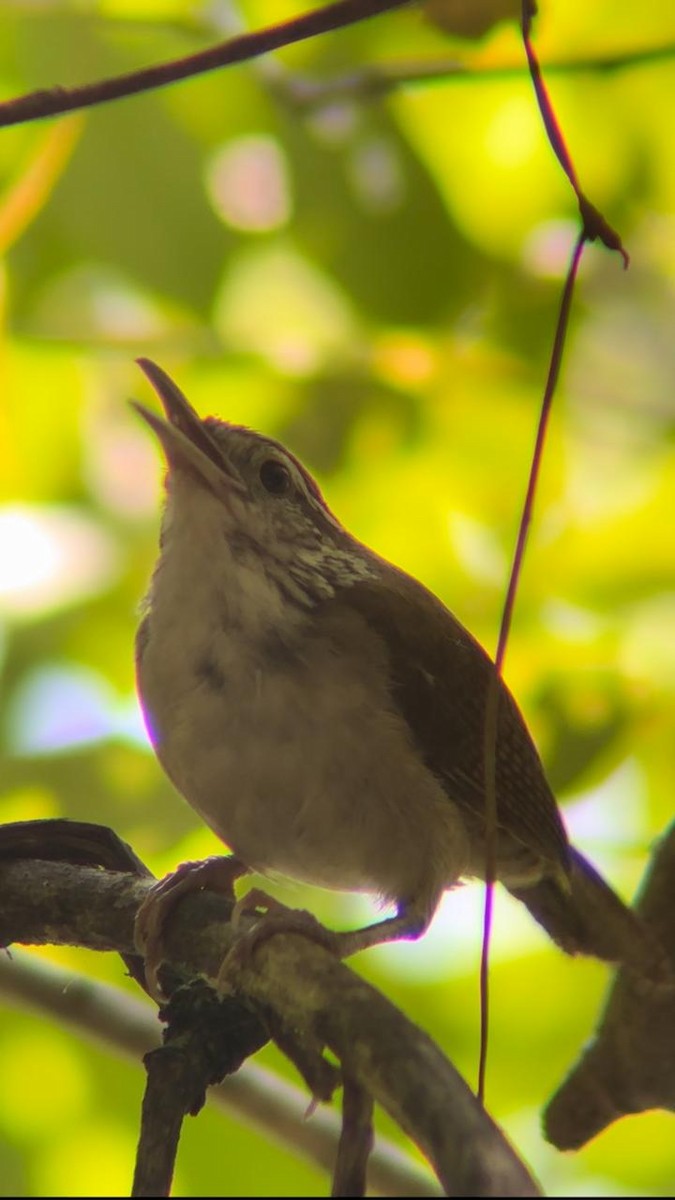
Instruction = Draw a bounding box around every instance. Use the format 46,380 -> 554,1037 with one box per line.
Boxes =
330,570 -> 570,876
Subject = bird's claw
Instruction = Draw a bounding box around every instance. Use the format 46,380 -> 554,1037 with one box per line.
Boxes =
134,854 -> 247,1001
216,889 -> 342,991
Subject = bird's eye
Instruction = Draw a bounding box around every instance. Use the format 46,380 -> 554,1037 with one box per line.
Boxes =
259,459 -> 292,496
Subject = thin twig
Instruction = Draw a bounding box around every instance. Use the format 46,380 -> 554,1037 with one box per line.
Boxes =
133,984 -> 267,1197
271,41 -> 675,105
0,0 -> 411,129
477,0 -> 633,1102
332,1077 -> 374,1196
134,1045 -> 187,1196
520,1 -> 628,262
492,229 -> 586,681
477,232 -> 586,1104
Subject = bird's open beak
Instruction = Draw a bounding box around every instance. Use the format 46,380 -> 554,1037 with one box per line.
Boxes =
132,358 -> 244,496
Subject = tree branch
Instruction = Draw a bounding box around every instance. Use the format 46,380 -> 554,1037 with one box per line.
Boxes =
0,851 -> 540,1196
134,982 -> 269,1197
333,1077 -> 374,1196
0,0 -> 411,129
0,950 -> 438,1196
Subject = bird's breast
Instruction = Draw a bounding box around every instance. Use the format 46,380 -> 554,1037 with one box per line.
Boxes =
137,605 -> 470,904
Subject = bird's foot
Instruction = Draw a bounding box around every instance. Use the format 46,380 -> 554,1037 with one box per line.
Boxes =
135,854 -> 249,1001
216,891 -> 430,989
216,889 -> 342,990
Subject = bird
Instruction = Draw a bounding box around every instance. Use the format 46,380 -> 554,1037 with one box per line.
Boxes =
132,357 -> 670,987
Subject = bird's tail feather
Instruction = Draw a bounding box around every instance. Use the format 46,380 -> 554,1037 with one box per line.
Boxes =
508,846 -> 673,986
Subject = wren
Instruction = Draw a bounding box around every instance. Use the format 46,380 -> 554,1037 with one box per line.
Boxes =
133,358 -> 669,983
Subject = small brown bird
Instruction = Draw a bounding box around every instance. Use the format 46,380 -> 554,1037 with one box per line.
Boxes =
133,358 -> 668,982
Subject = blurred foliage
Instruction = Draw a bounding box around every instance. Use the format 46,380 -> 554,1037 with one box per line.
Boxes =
1,0 -> 674,1195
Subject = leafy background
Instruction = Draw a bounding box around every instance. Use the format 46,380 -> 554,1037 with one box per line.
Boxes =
1,0 -> 674,1194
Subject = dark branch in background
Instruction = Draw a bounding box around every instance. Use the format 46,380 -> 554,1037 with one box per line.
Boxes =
0,951 -> 438,1197
477,1 -> 631,1102
0,0 -> 411,128
545,821 -> 675,1148
270,41 -> 675,105
0,820 -> 541,1198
